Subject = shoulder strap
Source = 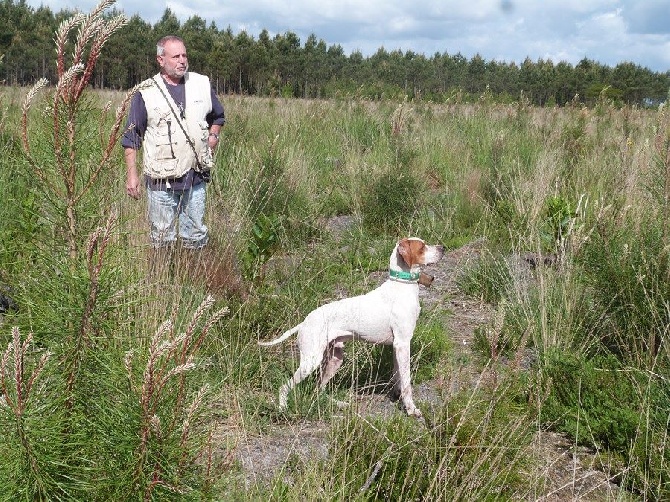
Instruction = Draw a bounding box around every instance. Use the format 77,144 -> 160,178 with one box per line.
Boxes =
150,76 -> 203,170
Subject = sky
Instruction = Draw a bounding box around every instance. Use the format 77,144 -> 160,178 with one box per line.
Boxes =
23,0 -> 670,73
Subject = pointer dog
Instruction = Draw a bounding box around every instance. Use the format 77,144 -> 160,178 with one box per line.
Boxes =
259,237 -> 444,417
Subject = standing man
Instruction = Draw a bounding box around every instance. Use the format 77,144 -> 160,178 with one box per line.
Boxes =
122,35 -> 225,250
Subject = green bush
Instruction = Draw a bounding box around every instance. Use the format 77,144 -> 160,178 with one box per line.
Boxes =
540,350 -> 670,498
577,218 -> 670,367
361,167 -> 423,234
541,351 -> 640,451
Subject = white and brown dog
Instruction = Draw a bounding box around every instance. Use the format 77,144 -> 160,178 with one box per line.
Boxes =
259,237 -> 444,417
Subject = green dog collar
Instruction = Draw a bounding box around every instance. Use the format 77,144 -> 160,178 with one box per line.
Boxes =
389,269 -> 420,282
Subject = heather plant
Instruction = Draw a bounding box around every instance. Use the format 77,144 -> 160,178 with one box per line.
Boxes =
540,350 -> 670,498
360,166 -> 423,234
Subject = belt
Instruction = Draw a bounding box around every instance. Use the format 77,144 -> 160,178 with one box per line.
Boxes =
145,171 -> 202,191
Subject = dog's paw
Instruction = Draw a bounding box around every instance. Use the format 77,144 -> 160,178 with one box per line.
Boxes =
407,407 -> 426,426
406,406 -> 423,419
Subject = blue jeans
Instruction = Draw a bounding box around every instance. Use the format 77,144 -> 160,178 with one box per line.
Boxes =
146,183 -> 208,249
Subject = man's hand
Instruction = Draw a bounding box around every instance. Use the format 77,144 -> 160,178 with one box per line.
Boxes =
126,170 -> 141,199
208,127 -> 221,150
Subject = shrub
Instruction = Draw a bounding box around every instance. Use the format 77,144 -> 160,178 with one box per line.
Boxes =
577,218 -> 670,367
540,350 -> 670,498
361,167 -> 423,234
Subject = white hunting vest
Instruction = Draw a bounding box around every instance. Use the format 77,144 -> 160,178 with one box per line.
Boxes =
139,72 -> 212,179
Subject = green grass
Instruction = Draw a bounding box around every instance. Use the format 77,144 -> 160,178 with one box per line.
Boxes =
1,76 -> 670,499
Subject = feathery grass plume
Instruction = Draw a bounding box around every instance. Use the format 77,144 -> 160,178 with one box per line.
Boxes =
183,295 -> 216,353
0,327 -> 52,492
72,17 -> 104,67
141,320 -> 174,403
57,0 -> 126,103
128,295 -> 227,497
79,210 -> 117,343
54,62 -> 84,103
74,13 -> 128,102
54,13 -> 86,78
1,328 -> 36,416
200,306 -> 231,340
173,295 -> 228,416
19,78 -> 48,158
134,320 -> 173,485
180,384 -> 210,450
182,295 -> 230,360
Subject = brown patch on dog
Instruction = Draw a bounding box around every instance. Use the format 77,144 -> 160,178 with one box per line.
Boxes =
397,238 -> 427,267
418,272 -> 434,287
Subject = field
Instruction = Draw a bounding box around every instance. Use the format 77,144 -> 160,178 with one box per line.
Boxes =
1,82 -> 669,500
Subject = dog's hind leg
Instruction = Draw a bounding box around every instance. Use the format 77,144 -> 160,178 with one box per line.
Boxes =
278,354 -> 321,410
319,341 -> 345,389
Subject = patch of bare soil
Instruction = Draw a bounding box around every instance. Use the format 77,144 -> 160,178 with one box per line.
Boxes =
227,230 -> 628,499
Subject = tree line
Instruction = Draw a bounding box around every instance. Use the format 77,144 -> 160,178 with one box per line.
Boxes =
1,0 -> 668,106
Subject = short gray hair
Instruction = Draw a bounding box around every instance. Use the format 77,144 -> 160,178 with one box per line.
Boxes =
156,35 -> 184,56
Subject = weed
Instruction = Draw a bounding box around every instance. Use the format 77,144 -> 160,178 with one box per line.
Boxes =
242,213 -> 281,282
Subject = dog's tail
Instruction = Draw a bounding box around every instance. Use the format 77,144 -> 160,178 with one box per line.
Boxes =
258,324 -> 301,347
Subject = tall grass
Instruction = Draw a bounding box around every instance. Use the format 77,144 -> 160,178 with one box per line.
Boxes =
457,100 -> 670,498
2,11 -> 670,496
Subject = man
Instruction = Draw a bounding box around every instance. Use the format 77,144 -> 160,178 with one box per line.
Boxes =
122,35 -> 225,250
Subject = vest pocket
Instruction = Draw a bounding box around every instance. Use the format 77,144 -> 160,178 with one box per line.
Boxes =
151,158 -> 179,178
154,119 -> 177,160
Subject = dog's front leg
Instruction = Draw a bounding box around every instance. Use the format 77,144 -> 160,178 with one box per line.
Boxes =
392,341 -> 421,418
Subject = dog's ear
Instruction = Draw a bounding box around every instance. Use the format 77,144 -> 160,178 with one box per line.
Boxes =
397,238 -> 412,266
398,238 -> 425,267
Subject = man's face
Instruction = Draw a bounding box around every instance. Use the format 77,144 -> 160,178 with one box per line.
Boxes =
158,40 -> 188,80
